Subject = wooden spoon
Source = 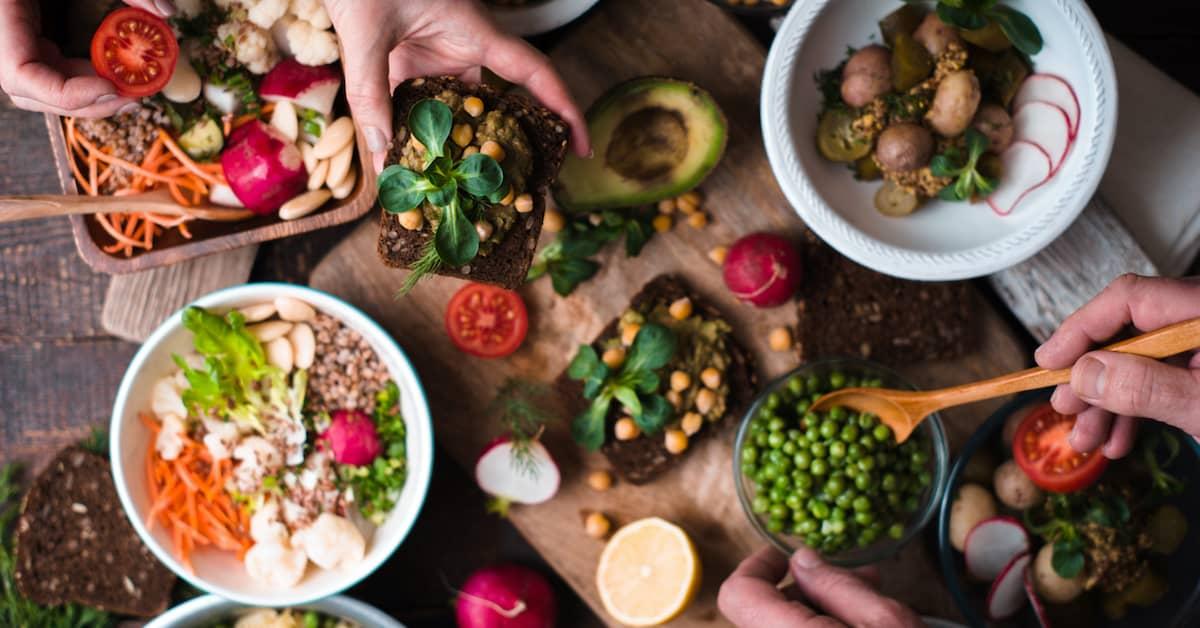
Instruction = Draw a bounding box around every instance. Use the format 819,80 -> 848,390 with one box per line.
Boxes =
811,317 -> 1200,443
0,190 -> 254,223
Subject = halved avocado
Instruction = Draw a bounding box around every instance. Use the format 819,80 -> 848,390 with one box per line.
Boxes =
554,77 -> 727,213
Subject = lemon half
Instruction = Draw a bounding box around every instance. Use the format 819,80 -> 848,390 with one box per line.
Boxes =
596,517 -> 701,626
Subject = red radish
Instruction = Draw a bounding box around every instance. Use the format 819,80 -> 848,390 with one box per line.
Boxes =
986,141 -> 1051,216
722,233 -> 803,308
964,516 -> 1030,581
319,409 -> 383,465
456,564 -> 557,628
1013,101 -> 1072,173
475,436 -> 560,513
259,59 -> 342,118
220,120 -> 308,214
1025,567 -> 1053,628
987,551 -> 1031,620
1013,74 -> 1081,138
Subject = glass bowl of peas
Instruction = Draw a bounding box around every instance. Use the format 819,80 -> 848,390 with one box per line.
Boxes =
734,357 -> 949,567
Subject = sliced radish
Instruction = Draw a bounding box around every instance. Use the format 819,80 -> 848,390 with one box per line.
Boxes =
1014,74 -> 1081,138
1013,101 -> 1071,173
987,552 -> 1031,620
475,436 -> 560,511
964,516 -> 1030,581
987,140 -> 1052,216
1025,568 -> 1053,628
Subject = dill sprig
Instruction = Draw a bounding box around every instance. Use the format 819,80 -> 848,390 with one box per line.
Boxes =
398,241 -> 443,297
488,378 -> 560,480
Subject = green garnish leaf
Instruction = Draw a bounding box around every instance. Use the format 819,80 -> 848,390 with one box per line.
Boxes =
175,307 -> 271,419
549,258 -> 601,296
636,394 -> 672,434
434,195 -> 479,267
528,206 -> 660,296
454,153 -> 505,197
987,5 -> 1043,56
408,99 -> 452,162
567,345 -> 603,380
1051,539 -> 1085,578
378,165 -> 434,214
612,386 -> 643,419
936,3 -> 988,30
572,394 -> 612,452
931,128 -> 994,202
623,323 -> 676,374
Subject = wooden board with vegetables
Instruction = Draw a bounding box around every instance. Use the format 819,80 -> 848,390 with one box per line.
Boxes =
309,0 -> 1034,623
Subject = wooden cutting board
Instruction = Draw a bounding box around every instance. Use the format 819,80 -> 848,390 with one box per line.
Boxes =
310,0 -> 1030,623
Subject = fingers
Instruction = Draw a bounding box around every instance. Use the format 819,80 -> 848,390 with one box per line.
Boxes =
121,0 -> 176,18
718,547 -> 831,628
1067,406 -> 1113,454
788,548 -> 924,628
9,93 -> 135,118
483,35 -> 591,157
1070,351 -> 1200,435
1036,275 -> 1200,369
333,27 -> 394,171
1049,384 -> 1088,416
1103,415 -> 1138,459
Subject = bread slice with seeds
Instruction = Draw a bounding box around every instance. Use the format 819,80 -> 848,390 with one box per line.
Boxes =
13,446 -> 175,617
378,76 -> 571,289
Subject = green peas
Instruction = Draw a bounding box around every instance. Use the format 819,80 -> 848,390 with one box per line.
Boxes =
858,435 -> 876,451
742,446 -> 759,464
762,465 -> 780,481
768,432 -> 785,449
765,393 -> 781,410
809,500 -> 830,520
917,470 -> 932,487
794,451 -> 812,470
785,494 -> 803,511
904,496 -> 920,513
795,473 -> 813,490
872,424 -> 892,442
767,518 -> 785,534
828,406 -> 846,422
787,376 -> 805,396
787,428 -> 803,441
857,456 -> 875,472
857,413 -> 875,430
770,504 -> 788,519
829,441 -> 847,459
835,492 -> 854,510
806,374 -> 821,393
795,398 -> 811,414
848,443 -> 864,459
854,473 -> 871,491
741,462 -> 756,476
852,495 -> 872,512
810,459 -> 828,477
888,523 -> 904,539
754,432 -> 769,448
766,416 -> 784,431
766,449 -> 785,465
769,486 -> 787,503
819,420 -> 838,439
841,424 -> 860,442
805,427 -> 821,443
802,412 -> 820,429
782,441 -> 797,456
810,442 -> 827,459
752,496 -> 770,513
829,371 -> 847,389
881,473 -> 898,492
825,476 -> 845,496
798,519 -> 819,535
911,449 -> 930,466
855,510 -> 875,526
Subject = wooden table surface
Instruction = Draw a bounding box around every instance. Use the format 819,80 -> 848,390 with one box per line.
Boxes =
1,3 -> 1198,626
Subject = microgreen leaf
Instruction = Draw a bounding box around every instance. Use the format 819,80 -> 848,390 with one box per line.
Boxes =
929,154 -> 961,178
936,3 -> 988,30
623,323 -> 676,374
933,129 -> 992,202
427,179 -> 458,209
987,5 -> 1043,56
567,345 -> 603,380
408,99 -> 452,162
434,195 -> 479,267
549,258 -> 600,296
636,394 -> 671,434
1051,539 -> 1085,578
454,153 -> 505,197
378,165 -> 433,213
572,394 -> 611,452
613,386 -> 643,419
623,369 -> 660,394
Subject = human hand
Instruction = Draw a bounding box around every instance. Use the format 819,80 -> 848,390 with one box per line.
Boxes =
0,0 -> 174,117
323,0 -> 589,171
1035,274 -> 1200,458
718,546 -> 924,628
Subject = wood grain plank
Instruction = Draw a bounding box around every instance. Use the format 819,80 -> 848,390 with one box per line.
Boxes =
308,1 -> 1031,624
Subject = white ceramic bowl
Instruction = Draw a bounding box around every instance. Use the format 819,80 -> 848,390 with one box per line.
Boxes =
763,0 -> 1117,280
145,594 -> 405,627
488,0 -> 601,36
110,283 -> 434,607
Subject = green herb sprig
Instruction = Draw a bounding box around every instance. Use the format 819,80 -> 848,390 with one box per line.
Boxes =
930,128 -> 995,201
907,0 -> 1042,56
567,323 -> 676,450
488,379 -> 560,479
527,207 -> 658,296
378,100 -> 506,294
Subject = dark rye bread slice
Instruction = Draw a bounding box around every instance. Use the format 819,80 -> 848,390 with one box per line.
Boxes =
797,241 -> 980,366
378,76 -> 570,289
556,275 -> 759,484
13,446 -> 174,617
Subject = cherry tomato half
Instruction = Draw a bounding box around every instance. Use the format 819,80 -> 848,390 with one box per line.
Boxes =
445,283 -> 529,358
1012,402 -> 1108,493
90,8 -> 178,98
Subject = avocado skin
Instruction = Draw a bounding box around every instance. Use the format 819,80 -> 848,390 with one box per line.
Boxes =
554,77 -> 727,213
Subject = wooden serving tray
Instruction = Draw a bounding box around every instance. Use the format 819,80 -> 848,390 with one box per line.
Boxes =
308,0 -> 1032,624
44,110 -> 376,275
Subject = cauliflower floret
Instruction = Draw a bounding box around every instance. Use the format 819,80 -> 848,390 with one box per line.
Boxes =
202,417 -> 240,461
151,376 -> 186,419
244,541 -> 308,587
156,414 -> 187,461
286,19 -> 339,66
270,13 -> 297,56
232,436 -> 284,492
217,20 -> 280,75
290,513 -> 366,570
290,0 -> 331,29
246,0 -> 290,29
250,498 -> 290,544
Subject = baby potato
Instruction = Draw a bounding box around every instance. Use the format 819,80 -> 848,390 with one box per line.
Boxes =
912,12 -> 962,56
927,70 -> 982,137
840,45 -> 893,108
972,103 -> 1015,153
874,123 -> 934,172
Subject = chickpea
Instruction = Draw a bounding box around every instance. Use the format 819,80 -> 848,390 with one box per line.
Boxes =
543,208 -> 565,233
474,220 -> 494,242
515,193 -> 534,214
664,429 -> 689,455
665,389 -> 683,409
614,417 -> 640,440
668,297 -> 693,320
398,210 -> 424,231
676,194 -> 699,215
700,367 -> 722,389
653,214 -> 673,233
462,145 -> 480,157
679,190 -> 703,206
687,212 -> 709,229
657,198 -> 676,214
695,388 -> 716,415
620,323 -> 641,346
601,347 -> 626,369
669,370 -> 691,392
681,412 -> 703,436
587,470 -> 613,492
768,326 -> 793,352
451,123 -> 474,147
500,186 -> 515,206
481,140 -> 506,162
463,96 -> 485,117
708,245 -> 728,265
585,512 -> 611,538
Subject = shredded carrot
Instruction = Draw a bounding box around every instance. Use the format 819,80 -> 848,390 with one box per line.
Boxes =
143,430 -> 254,574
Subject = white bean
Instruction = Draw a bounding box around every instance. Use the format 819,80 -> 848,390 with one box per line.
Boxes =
312,117 -> 354,159
299,141 -> 318,172
249,320 -> 293,342
267,336 -> 294,372
330,166 -> 357,199
274,296 -> 316,322
325,142 -> 354,189
307,159 -> 329,191
238,302 -> 277,323
289,322 -> 316,369
280,189 -> 332,220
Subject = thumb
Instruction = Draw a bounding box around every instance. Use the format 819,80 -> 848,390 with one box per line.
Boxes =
788,548 -> 922,627
1071,351 -> 1200,433
338,42 -> 393,172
